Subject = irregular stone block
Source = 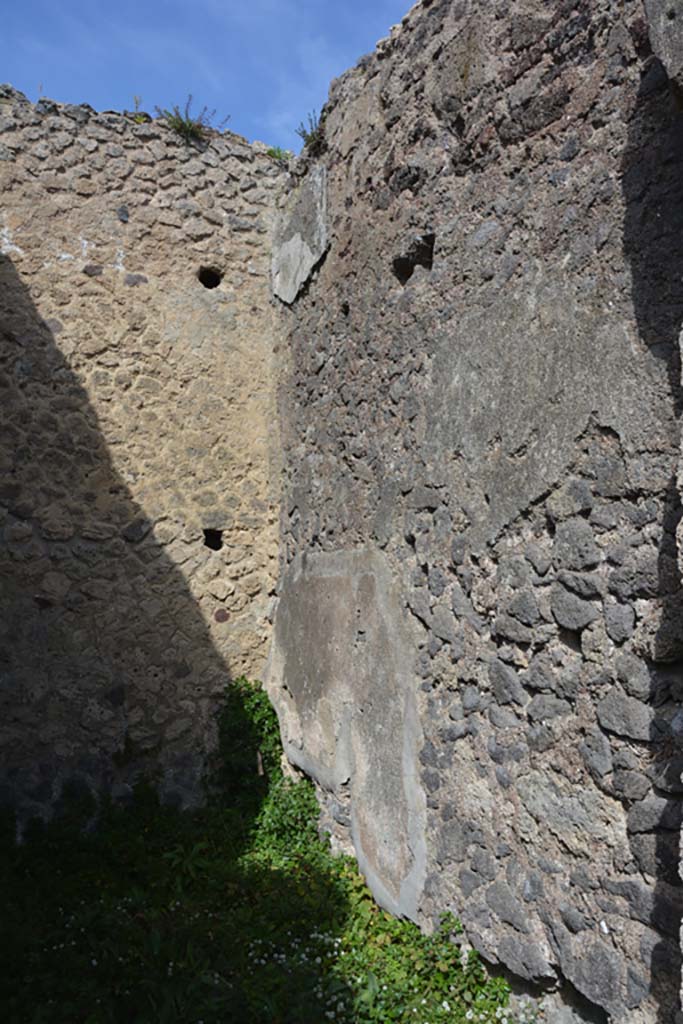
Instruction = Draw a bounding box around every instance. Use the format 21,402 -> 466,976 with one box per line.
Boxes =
525,542 -> 552,576
528,723 -> 557,752
489,705 -> 523,729
462,684 -> 482,713
627,795 -> 683,834
485,880 -> 529,933
497,934 -> 556,983
460,868 -> 485,897
493,612 -> 533,643
550,583 -> 599,631
527,694 -> 571,722
630,831 -> 680,884
604,601 -> 636,643
522,655 -> 556,692
506,588 -> 540,625
489,658 -> 528,706
565,941 -> 624,1019
607,547 -> 660,600
557,570 -> 605,599
559,904 -> 591,933
552,519 -> 601,571
597,686 -> 654,741
626,967 -> 649,1010
605,877 -> 682,937
431,603 -> 459,645
611,769 -> 650,801
407,586 -> 431,627
615,652 -> 651,699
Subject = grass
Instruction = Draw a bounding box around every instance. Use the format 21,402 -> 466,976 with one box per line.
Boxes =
155,95 -> 230,144
266,146 -> 293,164
0,680 -> 525,1024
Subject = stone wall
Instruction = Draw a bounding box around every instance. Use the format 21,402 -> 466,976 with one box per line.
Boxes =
3,1 -> 683,1019
266,1 -> 683,1021
0,87 -> 283,816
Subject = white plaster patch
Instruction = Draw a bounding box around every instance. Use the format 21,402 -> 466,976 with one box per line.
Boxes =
271,165 -> 328,305
1,227 -> 24,256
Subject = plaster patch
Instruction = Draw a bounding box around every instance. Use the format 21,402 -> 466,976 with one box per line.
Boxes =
1,227 -> 24,256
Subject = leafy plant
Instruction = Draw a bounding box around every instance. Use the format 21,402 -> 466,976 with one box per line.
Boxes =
155,94 -> 230,144
295,110 -> 325,156
0,678 -> 519,1023
129,94 -> 149,124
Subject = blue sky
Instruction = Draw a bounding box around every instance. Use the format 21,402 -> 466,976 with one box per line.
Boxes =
2,0 -> 412,151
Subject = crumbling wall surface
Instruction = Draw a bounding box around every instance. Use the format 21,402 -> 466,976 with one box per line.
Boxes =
267,1 -> 683,1020
0,87 -> 283,815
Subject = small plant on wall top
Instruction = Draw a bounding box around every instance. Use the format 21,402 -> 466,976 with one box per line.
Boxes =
129,94 -> 150,124
267,146 -> 293,164
296,110 -> 325,157
155,94 -> 230,143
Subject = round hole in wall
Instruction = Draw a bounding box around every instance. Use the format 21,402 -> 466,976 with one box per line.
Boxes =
198,266 -> 222,289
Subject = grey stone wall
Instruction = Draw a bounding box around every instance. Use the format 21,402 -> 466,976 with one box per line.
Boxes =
266,1 -> 683,1021
0,88 -> 283,818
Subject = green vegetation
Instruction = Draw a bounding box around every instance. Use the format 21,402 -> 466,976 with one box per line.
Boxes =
266,146 -> 293,164
296,110 -> 325,157
0,680 -> 525,1023
130,95 -> 150,125
155,95 -> 230,144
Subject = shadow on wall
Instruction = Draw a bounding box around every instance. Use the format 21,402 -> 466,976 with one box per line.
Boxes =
621,56 -> 683,1024
0,253 -> 233,819
0,256 -> 356,1023
622,54 -> 683,409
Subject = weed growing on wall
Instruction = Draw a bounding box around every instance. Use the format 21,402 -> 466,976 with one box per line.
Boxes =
155,94 -> 230,143
0,680 -> 520,1023
267,146 -> 293,164
296,110 -> 325,157
129,94 -> 150,124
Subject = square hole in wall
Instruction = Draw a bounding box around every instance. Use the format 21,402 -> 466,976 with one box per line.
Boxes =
203,529 -> 224,551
